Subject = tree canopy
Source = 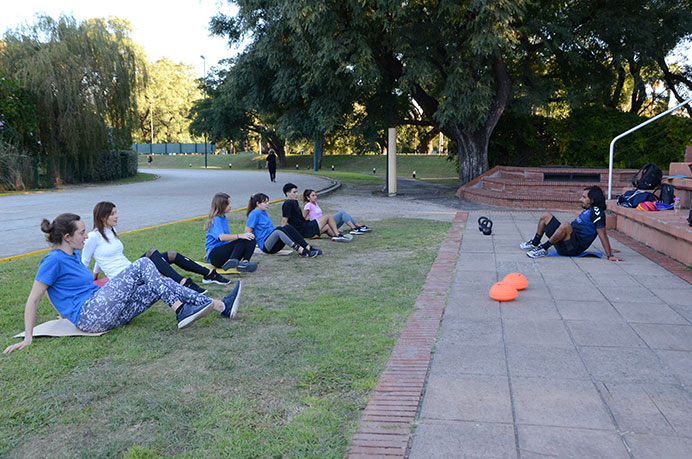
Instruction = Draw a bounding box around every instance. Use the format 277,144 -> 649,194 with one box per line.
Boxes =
134,57 -> 204,144
204,0 -> 692,183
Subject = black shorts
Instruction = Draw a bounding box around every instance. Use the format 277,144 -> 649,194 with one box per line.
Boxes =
301,220 -> 320,239
544,216 -> 587,256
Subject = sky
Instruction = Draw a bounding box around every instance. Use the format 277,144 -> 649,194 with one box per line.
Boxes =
0,0 -> 240,78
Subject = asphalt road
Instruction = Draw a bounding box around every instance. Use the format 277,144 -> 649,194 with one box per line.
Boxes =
0,168 -> 332,259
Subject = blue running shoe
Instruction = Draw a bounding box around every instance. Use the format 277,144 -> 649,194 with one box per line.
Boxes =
237,260 -> 258,272
222,258 -> 239,270
176,300 -> 214,329
221,281 -> 242,318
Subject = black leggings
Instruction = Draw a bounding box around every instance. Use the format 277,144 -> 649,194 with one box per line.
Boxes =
142,249 -> 210,283
263,225 -> 309,254
208,239 -> 256,268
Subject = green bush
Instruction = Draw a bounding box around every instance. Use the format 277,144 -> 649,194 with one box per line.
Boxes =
490,107 -> 692,169
92,150 -> 138,181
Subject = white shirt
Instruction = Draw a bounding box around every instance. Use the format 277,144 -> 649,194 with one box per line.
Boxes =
81,228 -> 132,278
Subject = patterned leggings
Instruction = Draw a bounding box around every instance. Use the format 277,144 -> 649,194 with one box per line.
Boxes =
77,257 -> 211,333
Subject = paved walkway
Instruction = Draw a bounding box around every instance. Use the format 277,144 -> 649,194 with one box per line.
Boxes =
0,168 -> 331,259
350,209 -> 692,458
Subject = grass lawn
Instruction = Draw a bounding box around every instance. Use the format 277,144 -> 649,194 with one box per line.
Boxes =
0,202 -> 451,457
139,153 -> 458,182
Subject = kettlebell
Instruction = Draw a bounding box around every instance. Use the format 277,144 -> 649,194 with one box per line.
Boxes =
478,216 -> 493,235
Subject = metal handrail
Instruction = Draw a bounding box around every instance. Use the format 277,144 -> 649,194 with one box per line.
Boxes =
608,96 -> 692,199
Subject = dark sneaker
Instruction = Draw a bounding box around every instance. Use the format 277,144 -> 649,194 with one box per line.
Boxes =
350,228 -> 366,235
176,300 -> 214,329
519,241 -> 537,250
203,269 -> 231,285
308,248 -> 323,258
183,278 -> 207,295
527,247 -> 548,259
331,233 -> 352,242
237,260 -> 258,272
221,281 -> 242,318
356,225 -> 371,232
222,258 -> 239,270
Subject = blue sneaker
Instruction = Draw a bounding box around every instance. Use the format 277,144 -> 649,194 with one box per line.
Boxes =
308,248 -> 323,258
222,258 -> 239,270
176,300 -> 214,329
221,281 -> 242,318
237,260 -> 258,272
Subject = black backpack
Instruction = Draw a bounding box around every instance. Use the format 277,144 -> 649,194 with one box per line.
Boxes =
632,163 -> 662,190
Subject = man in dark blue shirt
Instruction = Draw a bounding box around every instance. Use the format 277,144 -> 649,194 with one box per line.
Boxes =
520,186 -> 623,261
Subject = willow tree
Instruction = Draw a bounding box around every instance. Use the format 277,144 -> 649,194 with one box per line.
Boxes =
0,15 -> 139,182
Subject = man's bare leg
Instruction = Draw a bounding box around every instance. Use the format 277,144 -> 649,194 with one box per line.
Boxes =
522,212 -> 555,249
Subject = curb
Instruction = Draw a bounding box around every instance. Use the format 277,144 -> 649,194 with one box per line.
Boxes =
347,211 -> 468,458
609,230 -> 692,285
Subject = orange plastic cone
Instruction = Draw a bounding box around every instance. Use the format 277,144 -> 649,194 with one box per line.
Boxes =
489,282 -> 518,302
502,272 -> 528,291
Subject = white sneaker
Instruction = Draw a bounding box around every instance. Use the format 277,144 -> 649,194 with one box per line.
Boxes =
520,241 -> 537,250
331,233 -> 352,242
527,247 -> 548,259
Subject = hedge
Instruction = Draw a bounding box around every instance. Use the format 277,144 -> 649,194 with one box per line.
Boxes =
489,106 -> 692,170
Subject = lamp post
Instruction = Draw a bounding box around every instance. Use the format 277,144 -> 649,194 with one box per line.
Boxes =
201,55 -> 207,168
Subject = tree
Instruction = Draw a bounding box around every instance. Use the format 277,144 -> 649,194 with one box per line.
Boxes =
190,51 -> 290,164
209,1 -> 692,183
0,15 -> 139,183
134,58 -> 204,144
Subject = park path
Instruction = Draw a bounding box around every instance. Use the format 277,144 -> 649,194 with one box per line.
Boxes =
0,168 -> 331,259
349,209 -> 692,458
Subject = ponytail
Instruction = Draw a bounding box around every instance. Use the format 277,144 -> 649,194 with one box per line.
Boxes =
41,213 -> 81,246
247,193 -> 269,216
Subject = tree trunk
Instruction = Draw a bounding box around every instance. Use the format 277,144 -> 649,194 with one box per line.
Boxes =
448,56 -> 511,185
453,130 -> 490,185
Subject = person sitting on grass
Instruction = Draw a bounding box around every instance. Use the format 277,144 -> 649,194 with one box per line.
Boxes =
205,192 -> 258,272
246,192 -> 322,257
302,189 -> 371,235
82,202 -> 229,296
520,186 -> 624,261
281,183 -> 351,242
3,213 -> 242,354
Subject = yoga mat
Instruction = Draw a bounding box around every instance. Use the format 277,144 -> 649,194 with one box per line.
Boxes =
548,250 -> 603,259
253,247 -> 292,256
14,319 -> 107,338
197,261 -> 240,275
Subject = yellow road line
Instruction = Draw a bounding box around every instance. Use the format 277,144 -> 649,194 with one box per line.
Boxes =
0,198 -> 288,265
0,180 -> 336,265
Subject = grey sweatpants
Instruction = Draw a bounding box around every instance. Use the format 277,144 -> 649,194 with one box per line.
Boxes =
77,257 -> 211,332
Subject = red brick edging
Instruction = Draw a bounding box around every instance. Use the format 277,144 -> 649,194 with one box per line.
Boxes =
347,212 -> 468,458
609,230 -> 692,285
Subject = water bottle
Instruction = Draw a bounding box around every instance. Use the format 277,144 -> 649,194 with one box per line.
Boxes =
673,197 -> 681,215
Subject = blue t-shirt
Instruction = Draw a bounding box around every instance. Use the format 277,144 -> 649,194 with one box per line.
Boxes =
571,206 -> 605,247
245,208 -> 276,250
35,249 -> 100,325
205,216 -> 231,259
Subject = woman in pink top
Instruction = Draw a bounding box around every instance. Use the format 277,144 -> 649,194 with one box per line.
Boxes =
302,189 -> 371,235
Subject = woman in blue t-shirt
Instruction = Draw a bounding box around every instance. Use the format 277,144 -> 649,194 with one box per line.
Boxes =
205,193 -> 258,272
3,213 -> 243,354
245,193 -> 322,257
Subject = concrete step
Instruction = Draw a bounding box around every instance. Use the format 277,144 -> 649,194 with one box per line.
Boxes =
607,200 -> 692,266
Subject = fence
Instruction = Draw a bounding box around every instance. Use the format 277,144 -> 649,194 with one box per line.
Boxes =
132,143 -> 216,155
